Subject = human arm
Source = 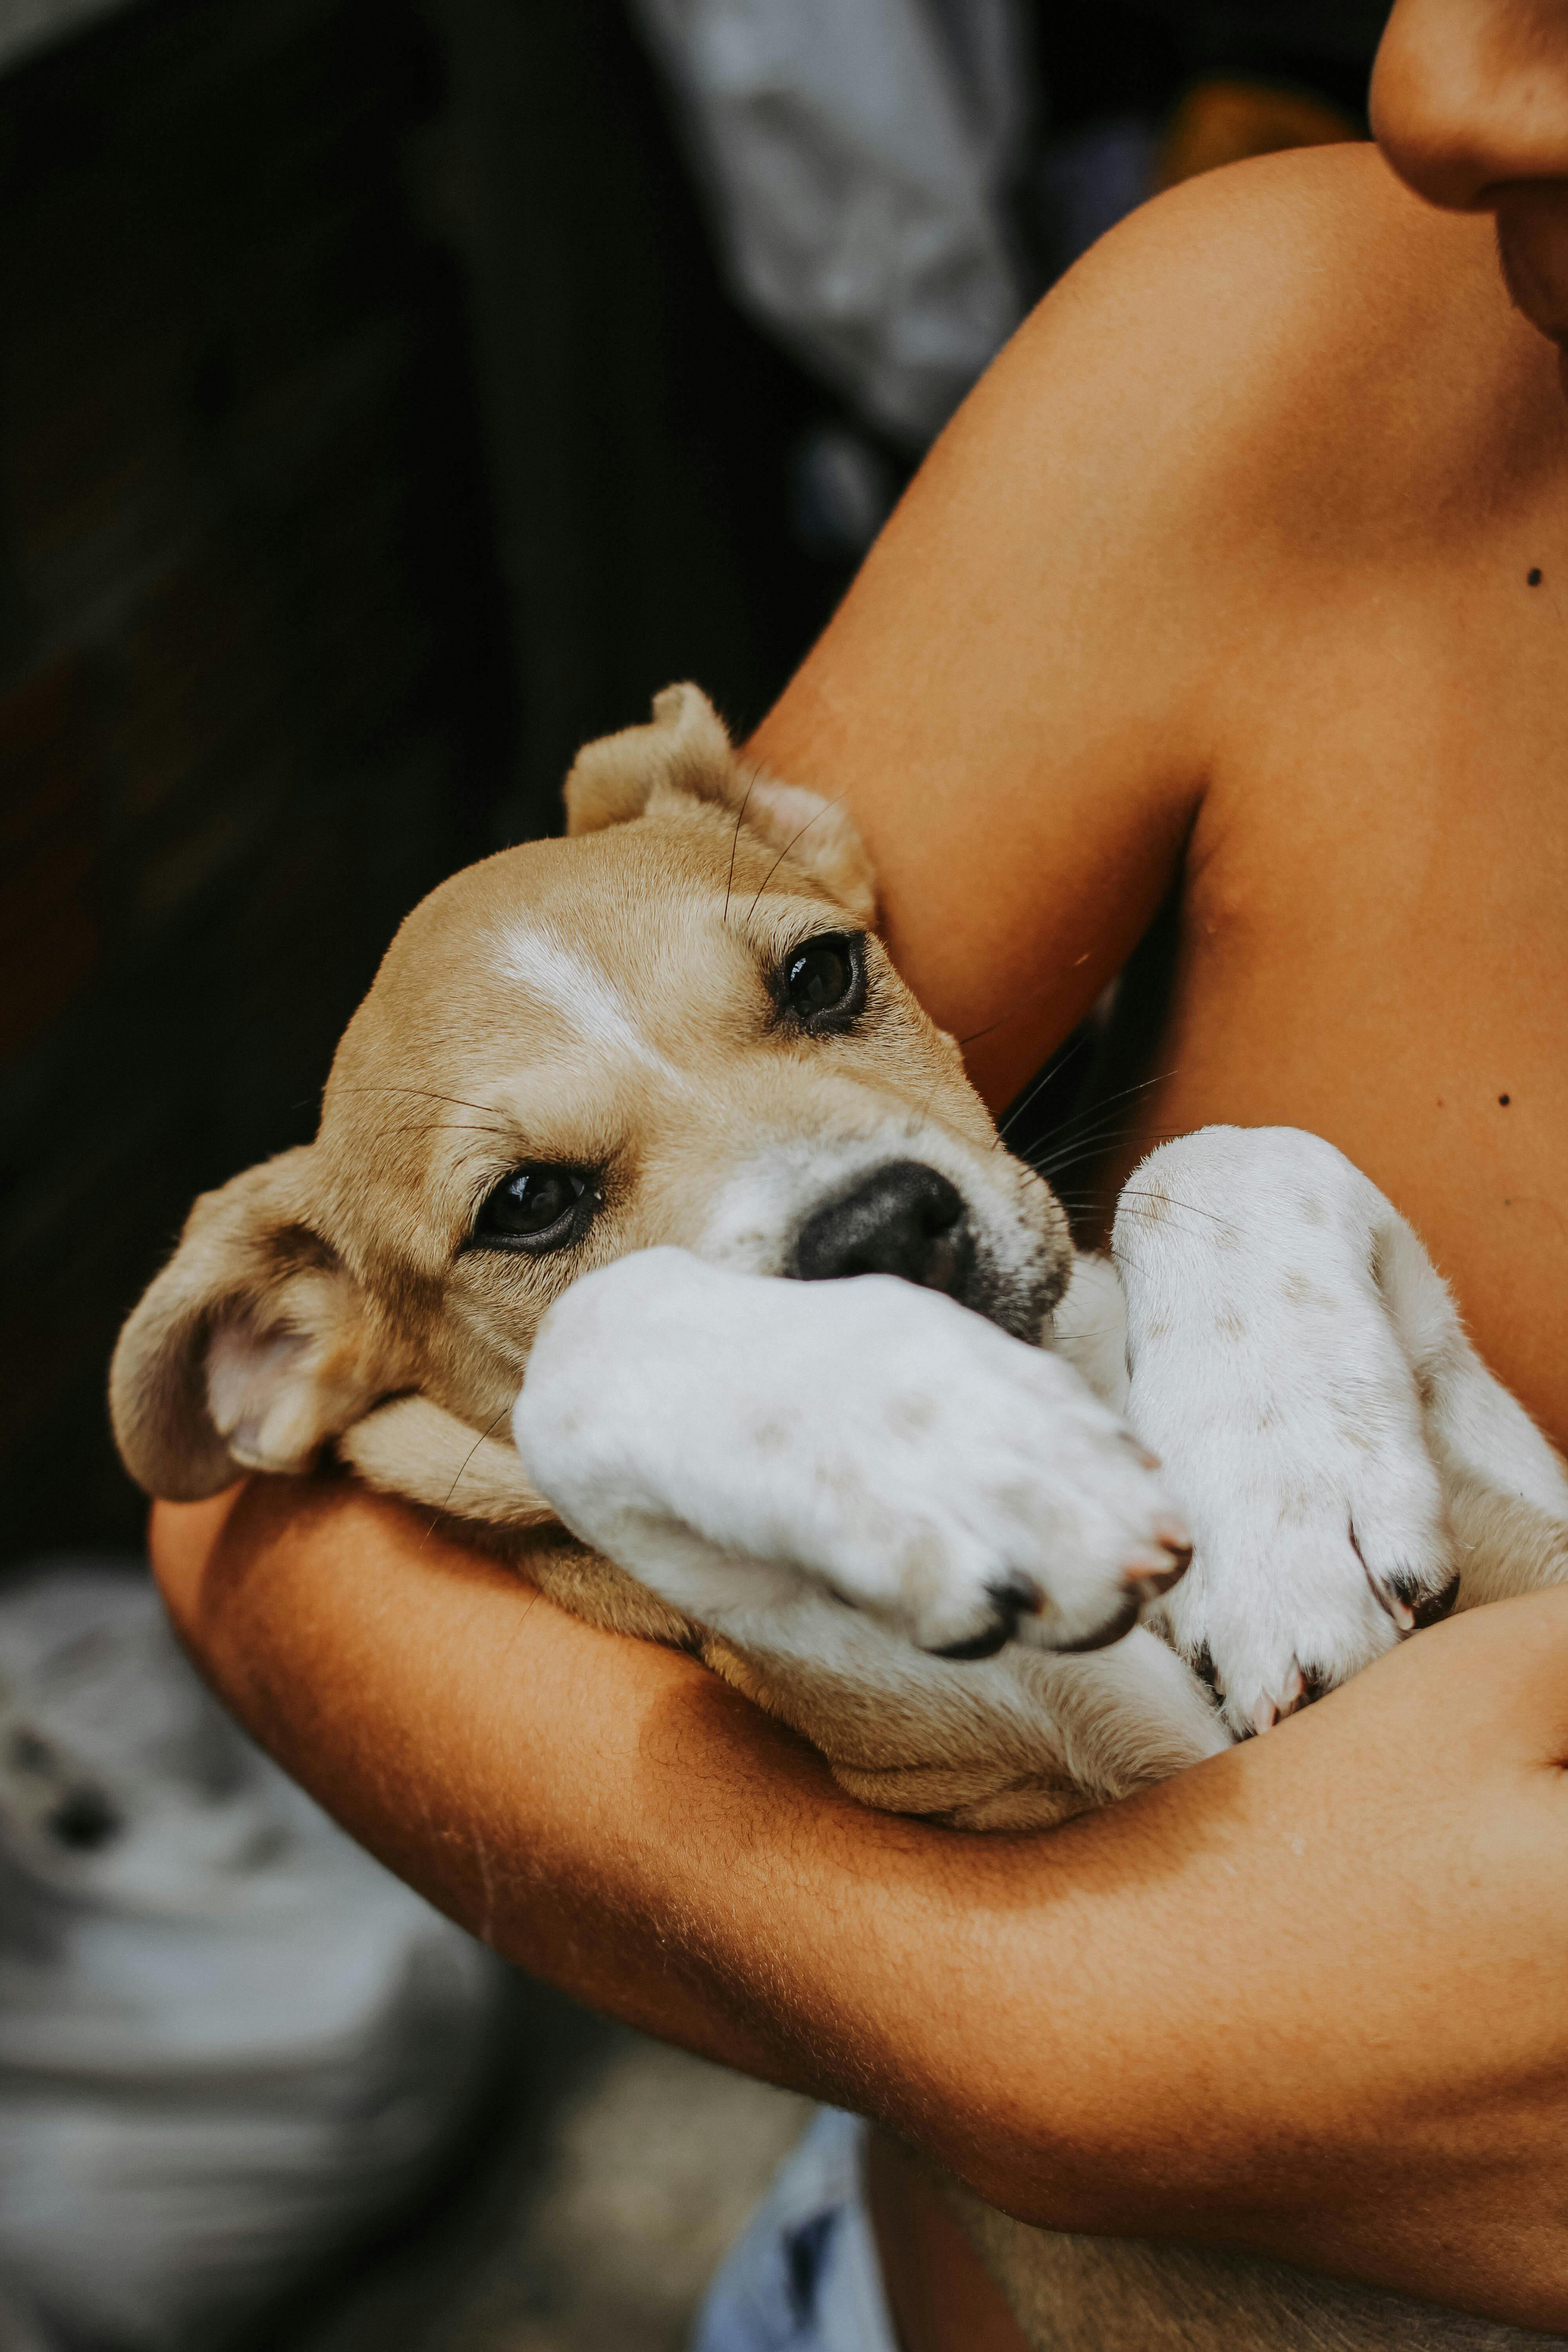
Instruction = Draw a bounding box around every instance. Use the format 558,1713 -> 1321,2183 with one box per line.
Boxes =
153,1477 -> 1568,2331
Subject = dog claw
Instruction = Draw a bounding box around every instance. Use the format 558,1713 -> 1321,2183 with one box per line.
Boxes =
1410,1569 -> 1461,1628
1252,1658 -> 1310,1738
1276,1657 -> 1309,1716
928,1574 -> 1041,1662
1368,1572 -> 1417,1632
1120,1535 -> 1193,1603
1050,1587 -> 1143,1655
929,1620 -> 1013,1663
1367,1563 -> 1461,1634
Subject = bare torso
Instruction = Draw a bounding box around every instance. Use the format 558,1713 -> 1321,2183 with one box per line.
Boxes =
1131,206 -> 1568,1442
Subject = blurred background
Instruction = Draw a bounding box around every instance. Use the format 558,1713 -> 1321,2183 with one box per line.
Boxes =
0,3 -> 1388,2345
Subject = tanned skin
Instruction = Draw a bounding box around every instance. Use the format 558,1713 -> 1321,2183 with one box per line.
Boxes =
154,140 -> 1568,2337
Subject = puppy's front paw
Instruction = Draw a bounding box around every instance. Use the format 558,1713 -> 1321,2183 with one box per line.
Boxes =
515,1250 -> 1191,1659
1150,1445 -> 1458,1739
814,1292 -> 1193,1659
1116,1129 -> 1461,1739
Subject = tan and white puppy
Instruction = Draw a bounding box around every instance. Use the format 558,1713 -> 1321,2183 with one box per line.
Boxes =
112,684 -> 1567,1833
112,684 -> 1568,2350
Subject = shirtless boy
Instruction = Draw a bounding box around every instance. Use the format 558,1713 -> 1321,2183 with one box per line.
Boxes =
153,0 -> 1568,2338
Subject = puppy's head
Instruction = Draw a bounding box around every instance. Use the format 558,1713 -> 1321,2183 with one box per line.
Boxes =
112,686 -> 1071,1505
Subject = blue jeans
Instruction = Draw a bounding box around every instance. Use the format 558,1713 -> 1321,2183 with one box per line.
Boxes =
690,2110 -> 899,2352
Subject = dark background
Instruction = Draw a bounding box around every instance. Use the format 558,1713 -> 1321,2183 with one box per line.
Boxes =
0,0 -> 1391,1563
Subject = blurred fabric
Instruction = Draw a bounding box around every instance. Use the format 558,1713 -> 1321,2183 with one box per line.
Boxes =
690,2109 -> 895,2352
0,1561 -> 504,2348
0,0 -> 129,75
625,0 -> 1028,446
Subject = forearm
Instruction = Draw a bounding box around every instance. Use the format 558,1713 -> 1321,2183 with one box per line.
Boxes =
158,1478 -> 1117,2165
152,1481 -> 1568,2326
154,1480 -> 993,2102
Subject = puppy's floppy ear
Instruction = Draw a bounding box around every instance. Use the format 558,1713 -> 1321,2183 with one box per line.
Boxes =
564,682 -> 734,831
564,682 -> 876,926
110,1148 -> 397,1501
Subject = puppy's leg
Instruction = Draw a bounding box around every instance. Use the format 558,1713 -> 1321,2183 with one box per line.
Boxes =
1050,1250 -> 1130,1414
1114,1128 -> 1479,1735
340,1394 -> 555,1528
513,1247 -> 1192,1661
1368,1214 -> 1568,1607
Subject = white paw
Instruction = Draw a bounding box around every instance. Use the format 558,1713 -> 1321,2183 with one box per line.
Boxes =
514,1250 -> 1192,1658
1151,1434 -> 1457,1738
1115,1129 -> 1460,1739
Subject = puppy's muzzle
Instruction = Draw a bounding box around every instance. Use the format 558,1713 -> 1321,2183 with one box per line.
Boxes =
790,1161 -> 975,1301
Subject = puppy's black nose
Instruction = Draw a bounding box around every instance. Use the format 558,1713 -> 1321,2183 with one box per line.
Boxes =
791,1161 -> 973,1297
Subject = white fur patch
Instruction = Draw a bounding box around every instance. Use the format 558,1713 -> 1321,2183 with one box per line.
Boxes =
497,921 -> 689,1089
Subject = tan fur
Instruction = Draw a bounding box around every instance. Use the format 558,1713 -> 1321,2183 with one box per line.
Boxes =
338,1395 -> 555,1529
111,1149 -> 409,1501
111,685 -> 1039,1810
699,1637 -> 1085,1829
565,682 -> 877,926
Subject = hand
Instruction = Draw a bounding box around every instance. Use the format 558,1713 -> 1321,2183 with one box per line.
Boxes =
151,1477 -> 1568,2333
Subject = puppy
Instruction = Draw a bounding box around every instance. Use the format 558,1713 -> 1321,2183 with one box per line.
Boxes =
112,686 -> 1568,2347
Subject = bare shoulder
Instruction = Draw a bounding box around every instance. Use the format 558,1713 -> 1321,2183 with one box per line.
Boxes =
969,143 -> 1535,550
747,144 -> 1547,1101
776,149 -> 1497,705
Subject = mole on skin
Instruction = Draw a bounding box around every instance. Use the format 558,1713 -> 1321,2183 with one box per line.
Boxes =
1528,568 -> 1543,585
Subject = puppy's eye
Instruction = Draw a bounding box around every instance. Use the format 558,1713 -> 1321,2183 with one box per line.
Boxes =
470,1165 -> 594,1253
778,933 -> 865,1031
